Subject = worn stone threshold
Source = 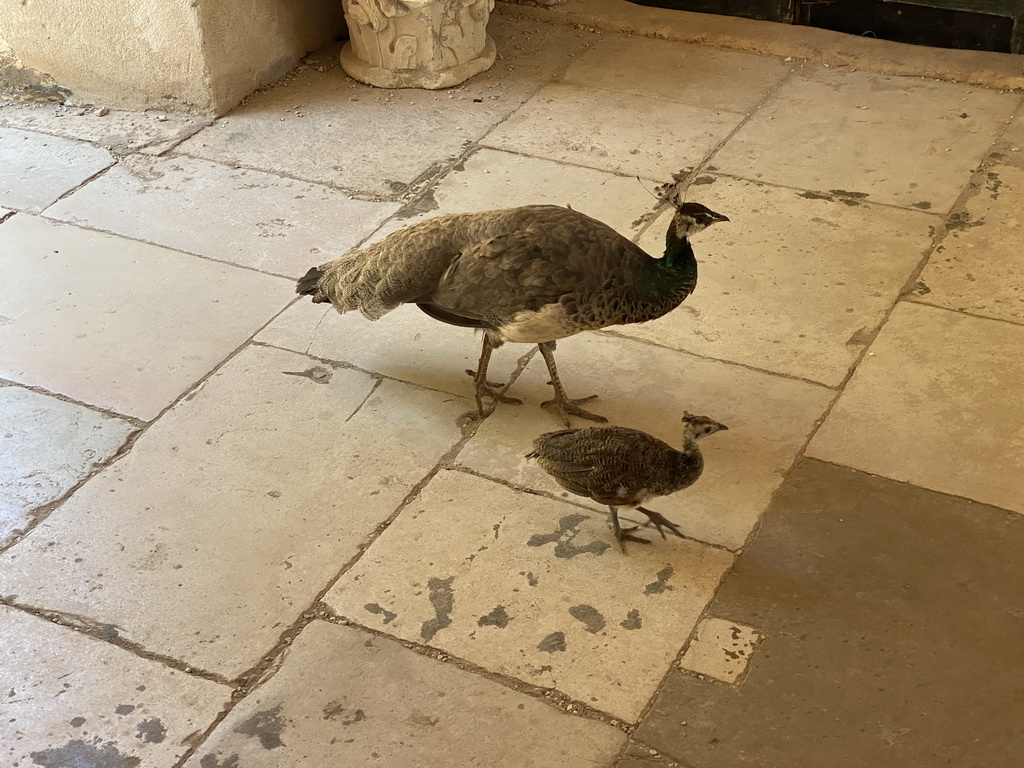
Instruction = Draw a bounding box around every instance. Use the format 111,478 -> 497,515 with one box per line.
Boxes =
498,0 -> 1024,91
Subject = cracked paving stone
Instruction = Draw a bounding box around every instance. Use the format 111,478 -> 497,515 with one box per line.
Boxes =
186,620 -> 624,767
679,617 -> 762,684
325,470 -> 733,721
0,345 -> 467,677
0,604 -> 228,768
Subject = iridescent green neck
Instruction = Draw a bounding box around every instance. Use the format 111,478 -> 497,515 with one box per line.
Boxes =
656,222 -> 698,294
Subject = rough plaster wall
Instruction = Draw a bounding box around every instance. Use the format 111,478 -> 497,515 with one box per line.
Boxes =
0,0 -> 214,112
197,0 -> 347,114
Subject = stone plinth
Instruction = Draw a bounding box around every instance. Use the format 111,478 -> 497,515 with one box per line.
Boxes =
341,0 -> 496,89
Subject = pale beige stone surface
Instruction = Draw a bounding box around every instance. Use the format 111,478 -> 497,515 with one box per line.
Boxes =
621,175 -> 935,386
186,620 -> 625,767
808,301 -> 1024,513
561,34 -> 789,112
0,345 -> 467,677
679,616 -> 762,683
457,332 -> 833,550
326,469 -> 735,721
0,102 -> 209,154
482,82 -> 744,179
177,16 -> 597,196
0,215 -> 291,420
0,127 -> 113,212
0,604 -> 229,768
257,302 -> 524,400
0,386 -> 136,548
711,67 -> 1019,211
916,164 -> 1024,324
47,154 -> 399,277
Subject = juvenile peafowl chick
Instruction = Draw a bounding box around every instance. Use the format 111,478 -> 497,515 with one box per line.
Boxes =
296,187 -> 727,426
527,412 -> 728,551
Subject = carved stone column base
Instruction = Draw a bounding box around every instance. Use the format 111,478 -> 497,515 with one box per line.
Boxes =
340,35 -> 495,89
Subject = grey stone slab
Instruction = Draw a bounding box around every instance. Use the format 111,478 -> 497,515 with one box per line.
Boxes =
0,127 -> 113,212
0,604 -> 229,768
482,82 -> 745,180
176,16 -> 597,198
0,101 -> 208,154
326,469 -> 735,722
561,34 -> 789,112
634,458 -> 1024,768
0,214 -> 292,420
186,620 -> 625,767
622,175 -> 935,386
0,345 -> 467,678
916,115 -> 1024,324
457,332 -> 834,550
0,385 -> 136,548
712,66 -> 1019,211
808,301 -> 1024,514
47,154 -> 399,278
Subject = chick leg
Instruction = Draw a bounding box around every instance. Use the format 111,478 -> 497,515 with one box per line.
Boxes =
610,506 -> 651,553
538,341 -> 608,427
637,506 -> 686,540
470,334 -> 522,416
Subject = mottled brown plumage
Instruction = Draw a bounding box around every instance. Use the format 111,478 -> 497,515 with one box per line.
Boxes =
296,192 -> 727,425
527,412 -> 728,551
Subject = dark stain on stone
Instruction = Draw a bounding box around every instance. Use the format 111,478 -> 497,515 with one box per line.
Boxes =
538,631 -> 567,653
114,704 -> 135,715
420,576 -> 455,642
135,717 -> 166,744
478,605 -> 510,628
799,190 -> 833,201
947,211 -> 985,230
569,604 -> 606,634
691,175 -> 716,185
986,170 -> 1003,199
30,740 -> 140,768
911,201 -> 932,209
644,565 -> 676,595
526,571 -> 539,586
492,522 -> 501,540
323,701 -> 367,725
69,717 -> 86,727
905,281 -> 932,297
99,624 -> 119,639
830,189 -> 869,200
408,711 -> 440,728
846,327 -> 873,346
395,187 -> 438,219
528,513 -> 610,558
621,608 -> 643,630
200,754 -> 240,768
281,366 -> 332,384
234,704 -> 288,750
364,602 -> 397,625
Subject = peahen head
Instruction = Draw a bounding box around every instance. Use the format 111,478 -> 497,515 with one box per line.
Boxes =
671,202 -> 729,239
682,411 -> 729,440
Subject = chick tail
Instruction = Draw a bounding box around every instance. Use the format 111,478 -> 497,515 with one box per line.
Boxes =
296,266 -> 326,299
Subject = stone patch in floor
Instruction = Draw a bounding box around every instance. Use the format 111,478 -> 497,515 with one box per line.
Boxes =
678,617 -> 761,684
0,214 -> 292,420
186,620 -> 625,767
634,458 -> 1024,767
0,604 -> 229,768
712,66 -> 1020,211
561,34 -> 790,112
482,82 -> 745,180
808,301 -> 1024,514
624,175 -> 935,386
457,332 -> 833,550
0,385 -> 136,549
0,101 -> 209,154
47,154 -> 400,278
0,127 -> 113,212
0,345 -> 468,678
176,15 -> 596,197
326,469 -> 734,722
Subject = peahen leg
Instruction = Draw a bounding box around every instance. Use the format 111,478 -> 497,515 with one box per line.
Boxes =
636,505 -> 686,540
610,506 -> 650,553
537,341 -> 608,427
469,334 -> 522,416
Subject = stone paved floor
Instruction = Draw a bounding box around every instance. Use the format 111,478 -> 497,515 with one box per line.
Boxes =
2,6 -> 1023,767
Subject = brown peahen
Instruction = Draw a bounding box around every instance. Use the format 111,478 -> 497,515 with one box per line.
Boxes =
296,187 -> 728,425
527,412 -> 728,551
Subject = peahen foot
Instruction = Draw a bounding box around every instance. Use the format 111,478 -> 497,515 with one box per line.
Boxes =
611,507 -> 651,553
541,393 -> 608,428
637,505 -> 686,540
